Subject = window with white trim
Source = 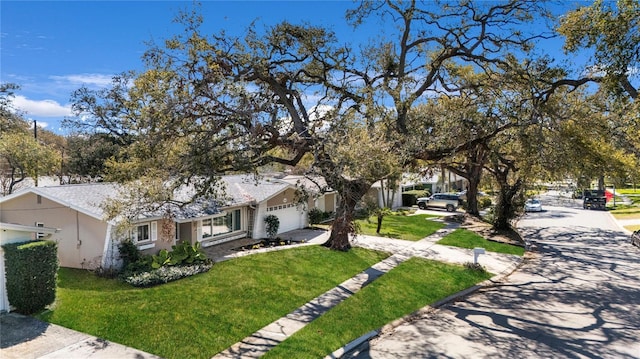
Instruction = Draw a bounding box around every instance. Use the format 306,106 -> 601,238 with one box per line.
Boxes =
200,209 -> 242,239
132,221 -> 157,243
35,222 -> 45,239
266,203 -> 296,212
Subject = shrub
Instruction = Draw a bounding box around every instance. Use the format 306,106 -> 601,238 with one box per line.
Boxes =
119,242 -> 211,285
265,214 -> 280,239
308,208 -> 334,226
93,266 -> 120,279
118,240 -> 141,268
308,208 -> 323,226
478,196 -> 493,209
122,262 -> 214,287
402,190 -> 431,206
464,261 -> 487,273
2,240 -> 58,314
150,241 -> 208,268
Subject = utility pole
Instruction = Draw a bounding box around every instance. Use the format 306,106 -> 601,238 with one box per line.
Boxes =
34,120 -> 38,187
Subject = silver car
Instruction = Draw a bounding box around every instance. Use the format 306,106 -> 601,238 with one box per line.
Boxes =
417,193 -> 460,212
524,199 -> 543,212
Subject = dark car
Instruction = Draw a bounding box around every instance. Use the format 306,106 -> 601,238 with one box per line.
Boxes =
583,189 -> 607,210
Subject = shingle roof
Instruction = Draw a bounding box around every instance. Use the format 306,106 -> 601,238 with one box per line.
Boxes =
28,183 -> 121,221
1,175 -> 292,222
223,174 -> 290,203
280,175 -> 331,193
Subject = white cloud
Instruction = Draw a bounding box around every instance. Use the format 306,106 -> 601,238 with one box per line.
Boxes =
25,118 -> 49,129
50,73 -> 114,87
13,95 -> 73,117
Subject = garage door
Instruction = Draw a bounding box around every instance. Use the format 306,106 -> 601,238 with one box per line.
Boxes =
268,204 -> 303,233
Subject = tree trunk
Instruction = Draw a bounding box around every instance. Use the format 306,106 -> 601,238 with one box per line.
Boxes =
445,145 -> 487,217
322,179 -> 371,251
493,178 -> 522,231
465,164 -> 483,216
8,166 -> 25,195
376,214 -> 383,234
323,200 -> 356,251
598,175 -> 605,191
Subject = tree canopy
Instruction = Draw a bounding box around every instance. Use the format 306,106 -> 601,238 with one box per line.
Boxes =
58,1 -> 640,243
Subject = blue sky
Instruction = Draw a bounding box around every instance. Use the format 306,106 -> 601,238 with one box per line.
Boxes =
1,1 -> 583,134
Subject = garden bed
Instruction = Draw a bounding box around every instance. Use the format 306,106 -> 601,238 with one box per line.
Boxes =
233,238 -> 295,251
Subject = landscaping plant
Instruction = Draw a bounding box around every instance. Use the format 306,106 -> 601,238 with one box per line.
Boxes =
119,241 -> 212,287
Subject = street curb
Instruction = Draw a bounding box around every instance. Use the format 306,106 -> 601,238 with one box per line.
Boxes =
327,244 -> 527,359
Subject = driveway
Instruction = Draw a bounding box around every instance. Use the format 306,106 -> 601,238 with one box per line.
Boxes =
348,194 -> 640,358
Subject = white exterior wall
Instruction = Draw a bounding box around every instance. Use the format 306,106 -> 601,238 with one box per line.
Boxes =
252,203 -> 306,239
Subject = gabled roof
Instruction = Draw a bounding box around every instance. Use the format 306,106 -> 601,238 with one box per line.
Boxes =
0,175 -> 295,223
0,182 -> 121,222
224,174 -> 292,204
0,222 -> 60,234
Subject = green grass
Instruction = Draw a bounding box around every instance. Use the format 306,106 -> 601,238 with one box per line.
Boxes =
37,246 -> 388,359
437,229 -> 525,256
356,213 -> 446,241
264,257 -> 492,358
615,188 -> 640,195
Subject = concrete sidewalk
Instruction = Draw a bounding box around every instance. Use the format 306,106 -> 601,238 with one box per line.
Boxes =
0,312 -> 161,359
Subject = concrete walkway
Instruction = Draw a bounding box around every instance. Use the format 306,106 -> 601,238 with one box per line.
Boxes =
0,312 -> 161,359
213,221 -> 523,358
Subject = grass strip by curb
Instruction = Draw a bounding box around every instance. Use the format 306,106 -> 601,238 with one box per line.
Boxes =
357,214 -> 446,241
437,228 -> 525,256
264,257 -> 492,358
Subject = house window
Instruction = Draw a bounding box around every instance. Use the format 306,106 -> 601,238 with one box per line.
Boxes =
201,209 -> 242,239
132,222 -> 157,243
137,224 -> 150,242
232,209 -> 241,231
35,222 -> 45,239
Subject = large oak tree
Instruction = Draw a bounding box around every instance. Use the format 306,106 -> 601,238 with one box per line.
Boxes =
69,1 -> 554,250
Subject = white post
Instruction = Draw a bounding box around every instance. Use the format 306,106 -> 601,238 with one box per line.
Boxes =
473,247 -> 485,265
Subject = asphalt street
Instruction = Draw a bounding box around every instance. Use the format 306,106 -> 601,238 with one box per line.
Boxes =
348,193 -> 640,358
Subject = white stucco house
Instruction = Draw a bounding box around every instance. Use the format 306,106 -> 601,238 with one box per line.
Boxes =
402,170 -> 468,194
0,175 -> 313,270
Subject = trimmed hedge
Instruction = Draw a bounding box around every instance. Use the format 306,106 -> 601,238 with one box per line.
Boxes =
402,190 -> 431,207
2,240 -> 58,314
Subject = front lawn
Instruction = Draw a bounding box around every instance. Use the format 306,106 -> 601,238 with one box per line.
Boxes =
437,229 -> 525,256
356,213 -> 446,241
38,246 -> 388,359
265,257 -> 492,358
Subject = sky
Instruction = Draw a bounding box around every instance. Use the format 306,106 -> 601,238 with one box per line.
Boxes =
1,1 -> 584,135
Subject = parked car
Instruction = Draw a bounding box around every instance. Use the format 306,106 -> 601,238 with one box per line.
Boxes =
524,199 -> 543,212
417,193 -> 460,212
632,230 -> 640,248
582,189 -> 607,210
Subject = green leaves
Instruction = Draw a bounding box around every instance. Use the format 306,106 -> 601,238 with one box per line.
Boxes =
558,0 -> 639,99
151,242 -> 209,269
0,130 -> 61,195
